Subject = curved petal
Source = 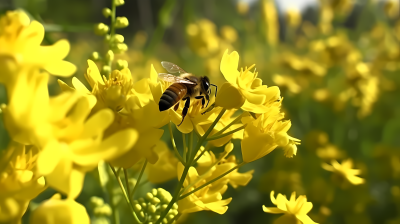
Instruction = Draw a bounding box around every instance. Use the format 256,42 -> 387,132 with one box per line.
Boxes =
81,108 -> 114,139
215,82 -> 245,109
44,60 -> 76,77
220,49 -> 240,84
295,214 -> 318,224
262,205 -> 285,214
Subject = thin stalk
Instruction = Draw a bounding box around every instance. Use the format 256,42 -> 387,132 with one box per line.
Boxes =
182,133 -> 187,163
168,122 -> 185,164
109,165 -> 143,224
211,113 -> 244,137
192,143 -> 210,165
179,162 -> 246,200
206,124 -> 247,141
123,168 -> 131,200
155,109 -> 226,224
130,160 -> 148,200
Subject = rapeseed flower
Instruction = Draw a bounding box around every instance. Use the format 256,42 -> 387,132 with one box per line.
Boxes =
35,94 -> 138,198
30,194 -> 90,224
263,191 -> 317,224
0,143 -> 46,223
177,164 -> 232,214
146,141 -> 178,184
0,10 -> 76,86
218,50 -> 281,113
322,159 -> 365,187
241,104 -> 300,163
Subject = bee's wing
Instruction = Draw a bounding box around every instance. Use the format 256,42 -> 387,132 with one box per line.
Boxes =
161,61 -> 187,74
158,73 -> 197,85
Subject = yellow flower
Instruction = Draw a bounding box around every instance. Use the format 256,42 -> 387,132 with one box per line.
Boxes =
0,10 -> 76,85
177,164 -> 232,214
30,194 -> 90,224
322,159 -> 365,187
199,143 -> 254,189
286,9 -> 302,28
241,105 -> 300,163
2,71 -> 50,146
35,94 -> 138,198
146,141 -> 178,184
186,19 -> 220,57
262,0 -> 279,46
272,74 -> 301,94
218,50 -> 281,113
0,143 -> 46,223
263,191 -> 318,224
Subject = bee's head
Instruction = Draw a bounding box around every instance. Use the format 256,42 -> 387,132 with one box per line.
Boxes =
201,76 -> 211,95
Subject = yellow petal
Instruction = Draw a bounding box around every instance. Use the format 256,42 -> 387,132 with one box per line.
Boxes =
220,49 -> 240,84
44,61 -> 76,77
80,108 -> 114,139
262,205 -> 285,214
36,140 -> 63,175
86,60 -> 105,86
241,122 -> 275,163
72,77 -> 90,94
215,82 -> 245,109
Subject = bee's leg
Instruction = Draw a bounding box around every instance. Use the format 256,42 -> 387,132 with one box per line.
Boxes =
195,95 -> 206,108
178,97 -> 190,127
174,101 -> 180,111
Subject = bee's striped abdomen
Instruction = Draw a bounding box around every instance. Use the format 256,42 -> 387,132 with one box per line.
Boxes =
159,83 -> 188,111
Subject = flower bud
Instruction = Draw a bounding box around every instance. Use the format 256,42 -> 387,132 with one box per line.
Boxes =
151,197 -> 160,205
114,0 -> 125,6
162,218 -> 168,224
275,132 -> 289,147
145,192 -> 154,201
172,203 -> 178,210
134,204 -> 142,213
138,198 -> 145,204
105,50 -> 114,63
113,43 -> 128,53
102,65 -> 111,75
104,34 -> 111,43
102,8 -> 112,18
148,204 -> 157,214
139,211 -> 145,219
115,17 -> 129,28
152,189 -> 158,196
90,51 -> 100,61
116,60 -> 128,70
113,34 -> 125,43
283,142 -> 297,158
95,23 -> 109,36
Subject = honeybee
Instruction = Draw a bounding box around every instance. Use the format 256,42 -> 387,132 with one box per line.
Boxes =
158,61 -> 217,126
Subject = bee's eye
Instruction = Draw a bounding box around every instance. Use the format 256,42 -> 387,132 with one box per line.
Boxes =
203,80 -> 210,90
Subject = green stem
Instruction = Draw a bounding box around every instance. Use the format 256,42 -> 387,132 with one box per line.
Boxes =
168,122 -> 185,165
109,165 -> 143,224
192,143 -> 210,165
206,124 -> 247,141
123,168 -> 131,200
179,162 -> 246,200
210,113 -> 244,137
155,109 -> 226,224
182,133 -> 187,163
130,160 -> 148,200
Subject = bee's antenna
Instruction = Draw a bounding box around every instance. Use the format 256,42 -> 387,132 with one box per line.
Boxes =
211,84 -> 218,97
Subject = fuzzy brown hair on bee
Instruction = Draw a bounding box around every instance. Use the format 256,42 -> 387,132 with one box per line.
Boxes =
158,61 -> 217,126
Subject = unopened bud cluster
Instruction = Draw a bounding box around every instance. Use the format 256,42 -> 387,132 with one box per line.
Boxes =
88,196 -> 112,224
132,188 -> 178,224
92,0 -> 129,74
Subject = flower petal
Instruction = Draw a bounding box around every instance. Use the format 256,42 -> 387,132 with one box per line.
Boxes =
220,49 -> 240,84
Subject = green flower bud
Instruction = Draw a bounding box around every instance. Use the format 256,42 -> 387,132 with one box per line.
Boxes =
169,209 -> 178,216
94,204 -> 112,216
139,211 -> 145,219
104,34 -> 111,43
148,204 -> 157,214
89,196 -> 104,207
145,192 -> 154,201
141,203 -> 147,209
167,214 -> 174,221
102,8 -> 112,18
157,188 -> 173,204
172,203 -> 178,210
162,218 -> 168,224
102,65 -> 111,75
115,17 -> 129,28
151,197 -> 161,205
112,43 -> 128,53
138,198 -> 145,204
160,204 -> 167,211
116,59 -> 128,70
92,217 -> 110,224
134,204 -> 142,213
152,189 -> 158,196
105,50 -> 114,63
148,222 -> 153,224
154,215 -> 160,220
114,0 -> 125,6
132,200 -> 139,205
95,23 -> 109,36
113,34 -> 124,43
90,51 -> 100,61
